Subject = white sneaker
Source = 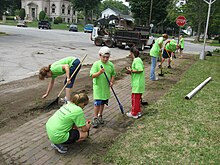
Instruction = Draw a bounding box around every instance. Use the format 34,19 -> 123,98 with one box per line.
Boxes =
126,112 -> 139,119
138,112 -> 142,118
154,77 -> 159,81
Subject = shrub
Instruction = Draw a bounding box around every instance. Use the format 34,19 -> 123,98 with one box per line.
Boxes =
19,8 -> 26,20
39,11 -> 46,21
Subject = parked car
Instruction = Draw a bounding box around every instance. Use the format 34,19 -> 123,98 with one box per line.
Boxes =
84,24 -> 93,33
69,24 -> 78,32
17,20 -> 27,27
38,20 -> 51,29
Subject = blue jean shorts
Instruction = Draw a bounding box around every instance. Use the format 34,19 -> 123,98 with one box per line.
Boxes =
65,58 -> 81,88
94,100 -> 108,106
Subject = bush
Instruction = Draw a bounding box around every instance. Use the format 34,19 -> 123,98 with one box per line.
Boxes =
19,8 -> 26,20
54,16 -> 62,24
39,11 -> 46,21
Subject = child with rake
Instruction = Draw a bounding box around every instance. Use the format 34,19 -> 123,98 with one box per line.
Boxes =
90,46 -> 116,128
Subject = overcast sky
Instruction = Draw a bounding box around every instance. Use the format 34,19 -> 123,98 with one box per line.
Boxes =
117,0 -> 129,6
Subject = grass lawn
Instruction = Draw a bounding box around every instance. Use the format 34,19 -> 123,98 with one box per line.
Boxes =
0,20 -> 85,31
104,55 -> 220,164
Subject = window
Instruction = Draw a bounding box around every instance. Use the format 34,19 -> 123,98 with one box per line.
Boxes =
52,4 -> 56,13
68,6 -> 71,15
62,4 -> 65,14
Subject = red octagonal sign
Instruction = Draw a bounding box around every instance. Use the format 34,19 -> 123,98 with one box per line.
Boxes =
176,15 -> 186,27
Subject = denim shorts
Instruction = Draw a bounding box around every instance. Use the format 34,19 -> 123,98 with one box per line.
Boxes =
65,58 -> 81,88
94,100 -> 108,106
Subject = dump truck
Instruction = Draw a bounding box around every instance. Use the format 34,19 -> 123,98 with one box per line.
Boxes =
91,15 -> 154,50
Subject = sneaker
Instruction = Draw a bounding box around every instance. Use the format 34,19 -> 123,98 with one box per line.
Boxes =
126,112 -> 139,119
51,143 -> 68,154
98,115 -> 104,124
168,65 -> 172,69
92,117 -> 100,128
60,96 -> 68,104
138,112 -> 142,118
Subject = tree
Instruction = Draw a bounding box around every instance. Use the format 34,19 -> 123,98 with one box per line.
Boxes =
129,0 -> 170,31
39,11 -> 46,21
70,0 -> 101,24
19,8 -> 26,20
99,0 -> 130,15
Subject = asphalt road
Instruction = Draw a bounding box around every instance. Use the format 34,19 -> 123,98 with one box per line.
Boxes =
0,25 -> 218,84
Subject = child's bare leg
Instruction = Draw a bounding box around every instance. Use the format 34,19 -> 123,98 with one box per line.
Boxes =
98,104 -> 105,116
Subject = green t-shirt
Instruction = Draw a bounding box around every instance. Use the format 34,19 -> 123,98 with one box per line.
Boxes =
90,60 -> 116,100
46,103 -> 86,144
131,57 -> 145,93
150,37 -> 164,57
180,38 -> 184,48
165,39 -> 177,52
50,57 -> 76,79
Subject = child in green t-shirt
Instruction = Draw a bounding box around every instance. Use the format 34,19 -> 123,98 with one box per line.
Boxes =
46,92 -> 91,154
39,56 -> 81,103
125,46 -> 145,119
179,35 -> 185,58
90,46 -> 116,128
160,38 -> 180,68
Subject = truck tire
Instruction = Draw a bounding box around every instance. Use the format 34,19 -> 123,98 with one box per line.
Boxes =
95,38 -> 103,46
104,39 -> 114,48
138,43 -> 145,51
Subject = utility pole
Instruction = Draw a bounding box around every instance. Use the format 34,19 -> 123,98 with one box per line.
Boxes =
200,0 -> 216,60
149,0 -> 153,27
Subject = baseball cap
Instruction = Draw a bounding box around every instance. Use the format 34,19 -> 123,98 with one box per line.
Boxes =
99,46 -> 111,56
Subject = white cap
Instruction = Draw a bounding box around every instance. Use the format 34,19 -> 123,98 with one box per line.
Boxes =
99,46 -> 111,56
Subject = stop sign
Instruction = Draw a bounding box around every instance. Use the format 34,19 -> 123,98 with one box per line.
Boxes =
176,15 -> 186,27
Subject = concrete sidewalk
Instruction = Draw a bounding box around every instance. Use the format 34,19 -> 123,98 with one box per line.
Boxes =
0,75 -> 133,165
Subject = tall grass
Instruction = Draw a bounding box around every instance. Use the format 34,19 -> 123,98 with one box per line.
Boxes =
104,55 -> 220,164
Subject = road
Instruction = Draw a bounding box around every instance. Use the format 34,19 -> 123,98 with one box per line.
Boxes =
0,25 -> 218,84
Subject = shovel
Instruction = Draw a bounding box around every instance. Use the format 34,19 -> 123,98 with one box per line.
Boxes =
46,54 -> 87,109
158,52 -> 164,77
100,65 -> 124,114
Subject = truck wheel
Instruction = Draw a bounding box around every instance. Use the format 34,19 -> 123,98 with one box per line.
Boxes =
138,43 -> 145,51
104,40 -> 114,48
95,38 -> 102,46
118,45 -> 125,49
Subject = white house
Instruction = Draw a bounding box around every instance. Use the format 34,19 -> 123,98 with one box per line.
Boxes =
21,0 -> 77,23
101,8 -> 133,22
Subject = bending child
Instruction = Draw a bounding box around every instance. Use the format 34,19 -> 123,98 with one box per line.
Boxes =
39,56 -> 81,103
90,46 -> 116,128
46,92 -> 91,154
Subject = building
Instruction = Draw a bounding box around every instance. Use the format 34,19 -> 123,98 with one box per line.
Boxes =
21,0 -> 77,23
101,8 -> 133,22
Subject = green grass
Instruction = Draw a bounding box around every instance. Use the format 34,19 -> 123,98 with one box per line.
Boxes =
0,20 -> 85,31
104,55 -> 220,164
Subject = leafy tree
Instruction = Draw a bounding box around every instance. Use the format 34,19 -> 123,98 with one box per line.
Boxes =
0,0 -> 8,18
70,0 -> 101,24
19,8 -> 26,20
39,11 -> 46,21
99,0 -> 130,15
129,0 -> 170,31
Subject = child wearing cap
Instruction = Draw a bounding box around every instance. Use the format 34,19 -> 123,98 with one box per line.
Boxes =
90,46 -> 116,128
149,34 -> 168,81
125,46 -> 145,119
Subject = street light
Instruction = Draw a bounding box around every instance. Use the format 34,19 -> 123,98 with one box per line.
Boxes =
200,0 -> 216,60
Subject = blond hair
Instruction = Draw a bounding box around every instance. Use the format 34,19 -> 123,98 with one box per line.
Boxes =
71,93 -> 89,106
162,34 -> 168,39
39,65 -> 51,80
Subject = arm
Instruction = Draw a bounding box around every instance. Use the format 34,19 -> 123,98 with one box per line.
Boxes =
78,121 -> 91,132
109,76 -> 115,87
42,79 -> 55,98
91,68 -> 105,78
62,64 -> 71,83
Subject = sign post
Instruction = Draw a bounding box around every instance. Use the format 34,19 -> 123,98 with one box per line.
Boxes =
176,15 -> 186,44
